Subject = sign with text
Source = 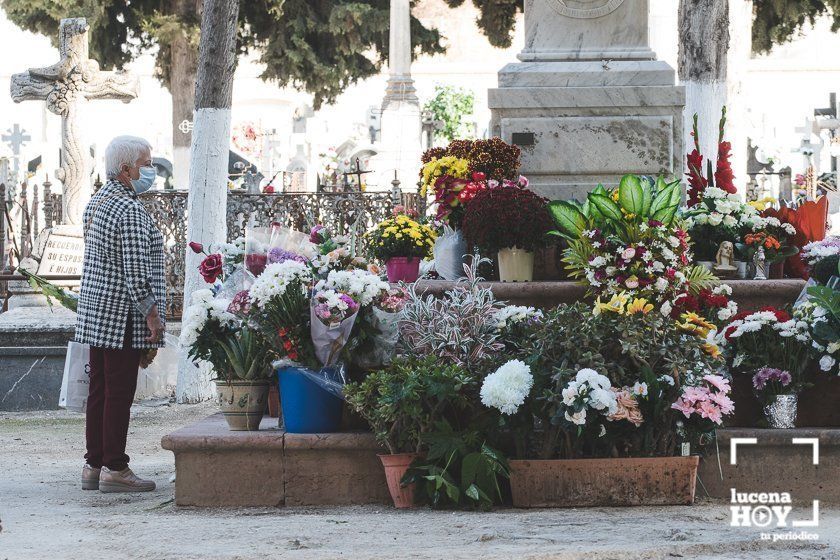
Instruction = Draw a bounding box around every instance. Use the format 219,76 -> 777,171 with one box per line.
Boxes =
37,230 -> 84,276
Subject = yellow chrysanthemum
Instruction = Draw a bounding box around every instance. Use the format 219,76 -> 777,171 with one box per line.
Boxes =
593,293 -> 629,316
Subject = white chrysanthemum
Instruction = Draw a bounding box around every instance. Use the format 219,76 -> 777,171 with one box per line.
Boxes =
179,297 -> 235,348
315,269 -> 388,307
249,261 -> 312,307
480,359 -> 534,415
493,305 -> 542,331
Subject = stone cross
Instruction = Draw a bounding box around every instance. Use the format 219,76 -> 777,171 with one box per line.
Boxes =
1,124 -> 31,184
10,18 -> 139,225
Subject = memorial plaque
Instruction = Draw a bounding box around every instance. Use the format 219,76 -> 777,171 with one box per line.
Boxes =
37,229 -> 84,276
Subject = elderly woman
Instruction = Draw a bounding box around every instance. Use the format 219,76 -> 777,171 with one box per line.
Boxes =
75,135 -> 165,493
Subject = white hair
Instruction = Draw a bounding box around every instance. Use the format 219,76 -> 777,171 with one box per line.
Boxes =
104,135 -> 152,178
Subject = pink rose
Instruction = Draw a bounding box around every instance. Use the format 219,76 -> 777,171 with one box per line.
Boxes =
621,247 -> 636,260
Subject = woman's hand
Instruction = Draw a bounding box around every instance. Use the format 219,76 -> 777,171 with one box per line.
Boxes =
145,306 -> 164,344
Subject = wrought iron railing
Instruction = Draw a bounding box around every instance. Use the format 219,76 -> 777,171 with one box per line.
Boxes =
37,185 -> 426,319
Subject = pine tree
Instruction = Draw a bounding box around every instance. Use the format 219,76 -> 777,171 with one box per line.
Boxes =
752,0 -> 840,53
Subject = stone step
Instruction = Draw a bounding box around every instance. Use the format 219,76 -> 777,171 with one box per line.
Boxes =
161,413 -> 390,507
698,428 -> 840,505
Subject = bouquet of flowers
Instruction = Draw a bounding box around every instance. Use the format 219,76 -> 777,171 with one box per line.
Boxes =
685,109 -> 737,207
719,306 -> 812,379
188,238 -> 246,285
364,210 -> 437,262
795,285 -> 840,375
671,374 -> 734,428
420,138 -> 521,228
462,185 -> 553,254
741,213 -> 798,265
802,236 -> 840,285
351,288 -> 410,369
682,186 -> 767,261
310,289 -> 360,366
308,224 -> 371,277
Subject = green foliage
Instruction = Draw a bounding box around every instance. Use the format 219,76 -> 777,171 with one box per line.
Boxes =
442,0 -> 523,48
344,357 -> 475,454
811,254 -> 840,286
684,265 -> 721,295
18,269 -> 79,312
216,325 -> 274,381
423,85 -> 475,143
404,421 -> 510,509
1,0 -> 445,107
753,0 -> 840,54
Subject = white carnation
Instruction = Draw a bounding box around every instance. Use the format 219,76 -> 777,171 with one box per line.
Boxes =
480,359 -> 534,415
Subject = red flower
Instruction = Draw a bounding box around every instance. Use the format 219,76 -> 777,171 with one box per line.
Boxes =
188,241 -> 204,254
686,149 -> 707,207
198,253 -> 224,283
245,253 -> 267,276
714,140 -> 737,194
263,185 -> 275,194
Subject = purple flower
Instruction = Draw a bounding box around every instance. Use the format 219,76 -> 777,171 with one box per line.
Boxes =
309,225 -> 325,244
752,367 -> 792,390
338,293 -> 359,312
268,247 -> 307,265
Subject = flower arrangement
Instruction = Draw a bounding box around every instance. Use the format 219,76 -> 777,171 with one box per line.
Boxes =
462,185 -> 553,254
741,213 -> 798,265
802,236 -> 840,285
364,211 -> 437,262
548,174 -> 712,303
671,374 -> 734,427
188,238 -> 246,284
419,138 -> 522,228
751,367 -> 794,395
682,186 -> 768,261
559,368 -> 618,425
480,359 -> 534,415
795,285 -> 840,375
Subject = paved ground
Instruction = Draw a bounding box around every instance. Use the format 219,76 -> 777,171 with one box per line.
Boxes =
1,403 -> 837,560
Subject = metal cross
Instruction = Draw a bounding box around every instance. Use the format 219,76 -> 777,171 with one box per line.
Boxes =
2,124 -> 31,156
342,157 -> 372,191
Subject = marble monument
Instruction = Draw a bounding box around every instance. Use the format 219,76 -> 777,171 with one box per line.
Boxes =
488,0 -> 685,200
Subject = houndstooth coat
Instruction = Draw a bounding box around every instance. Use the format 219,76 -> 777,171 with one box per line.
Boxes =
75,179 -> 166,349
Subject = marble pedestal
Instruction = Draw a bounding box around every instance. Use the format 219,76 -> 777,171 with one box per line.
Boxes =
489,59 -> 685,201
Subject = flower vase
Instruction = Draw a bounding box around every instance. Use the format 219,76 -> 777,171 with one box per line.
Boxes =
734,260 -> 748,279
764,394 -> 798,429
497,247 -> 534,282
769,261 -> 785,279
385,257 -> 420,283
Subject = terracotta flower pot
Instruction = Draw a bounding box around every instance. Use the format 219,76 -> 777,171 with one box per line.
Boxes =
497,247 -> 534,282
509,456 -> 699,507
379,453 -> 420,508
215,380 -> 269,431
385,256 -> 421,283
267,384 -> 280,418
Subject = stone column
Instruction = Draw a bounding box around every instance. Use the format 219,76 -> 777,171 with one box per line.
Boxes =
376,0 -> 422,190
489,0 -> 685,201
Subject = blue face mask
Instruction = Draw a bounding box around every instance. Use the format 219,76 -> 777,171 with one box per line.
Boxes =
131,166 -> 157,194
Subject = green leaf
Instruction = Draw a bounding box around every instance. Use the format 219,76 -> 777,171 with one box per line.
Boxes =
460,452 -> 481,489
641,181 -> 653,217
649,184 -> 673,216
548,200 -> 588,239
588,193 -> 623,222
618,174 -> 644,215
651,203 -> 679,226
684,265 -> 721,295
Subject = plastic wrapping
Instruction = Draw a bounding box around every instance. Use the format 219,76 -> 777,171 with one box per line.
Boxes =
352,307 -> 402,369
214,266 -> 256,301
433,226 -> 467,280
136,333 -> 187,399
273,359 -> 347,399
244,226 -> 271,276
311,304 -> 358,366
793,277 -> 818,308
270,224 -> 318,259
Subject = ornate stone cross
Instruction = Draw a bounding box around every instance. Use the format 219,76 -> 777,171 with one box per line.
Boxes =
2,124 -> 31,183
10,18 -> 139,225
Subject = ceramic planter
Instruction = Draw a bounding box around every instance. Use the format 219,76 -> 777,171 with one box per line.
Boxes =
379,453 -> 420,508
497,247 -> 534,282
215,380 -> 270,431
385,256 -> 421,283
509,456 -> 700,507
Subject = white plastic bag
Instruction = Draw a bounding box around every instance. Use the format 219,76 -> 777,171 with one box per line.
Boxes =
136,333 -> 181,399
433,226 -> 467,281
59,342 -> 90,412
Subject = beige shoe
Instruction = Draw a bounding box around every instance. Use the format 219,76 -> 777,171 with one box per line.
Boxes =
99,467 -> 156,493
82,464 -> 101,490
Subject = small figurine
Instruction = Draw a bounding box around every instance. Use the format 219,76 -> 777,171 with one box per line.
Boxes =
713,241 -> 737,277
753,246 -> 767,280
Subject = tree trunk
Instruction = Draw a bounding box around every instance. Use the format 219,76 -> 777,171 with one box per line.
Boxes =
176,0 -> 240,403
169,0 -> 201,190
678,0 -> 751,193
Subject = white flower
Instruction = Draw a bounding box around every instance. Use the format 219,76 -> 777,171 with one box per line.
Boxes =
249,261 -> 312,307
717,307 -> 734,321
658,375 -> 675,386
723,215 -> 738,228
704,187 -> 727,199
713,284 -> 733,296
660,301 -> 673,317
315,269 -> 388,307
708,213 -> 723,226
565,409 -> 587,425
493,305 -> 542,332
590,256 -> 607,267
828,341 -> 840,354
820,355 -> 836,372
575,368 -> 611,390
480,360 -> 534,415
632,382 -> 648,397
654,277 -> 669,293
782,223 -> 796,236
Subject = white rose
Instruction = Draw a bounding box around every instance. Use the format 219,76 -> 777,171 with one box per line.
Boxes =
820,355 -> 836,372
565,409 -> 587,425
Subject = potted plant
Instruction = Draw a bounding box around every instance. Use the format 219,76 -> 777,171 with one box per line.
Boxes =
364,208 -> 437,283
345,355 -> 503,509
420,138 -> 522,280
462,185 -> 553,282
484,297 -> 731,507
181,289 -> 273,431
720,306 -> 813,427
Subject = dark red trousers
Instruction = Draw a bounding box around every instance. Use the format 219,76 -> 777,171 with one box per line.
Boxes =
84,320 -> 141,471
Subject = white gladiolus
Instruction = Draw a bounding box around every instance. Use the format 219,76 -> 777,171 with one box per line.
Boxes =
480,359 -> 534,415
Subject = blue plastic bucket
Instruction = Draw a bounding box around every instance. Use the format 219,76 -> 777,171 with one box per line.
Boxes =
277,366 -> 343,433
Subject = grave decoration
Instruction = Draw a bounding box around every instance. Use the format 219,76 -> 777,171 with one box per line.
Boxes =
364,206 -> 437,283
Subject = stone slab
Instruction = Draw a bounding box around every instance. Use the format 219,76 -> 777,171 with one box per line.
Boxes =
497,60 -> 676,88
0,306 -> 76,346
161,413 -> 390,507
412,279 -> 805,312
0,346 -> 66,411
698,428 -> 840,505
